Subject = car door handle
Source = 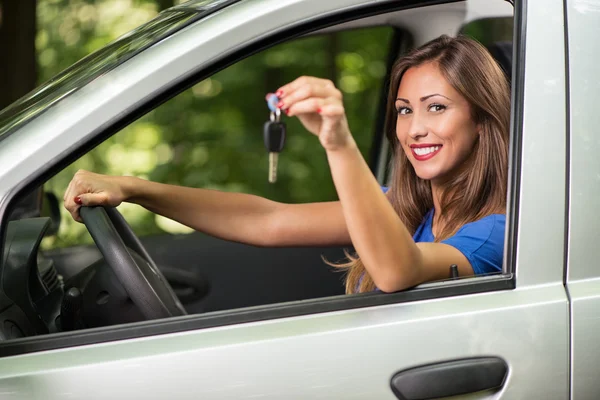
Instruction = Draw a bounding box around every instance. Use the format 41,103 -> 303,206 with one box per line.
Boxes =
390,357 -> 508,400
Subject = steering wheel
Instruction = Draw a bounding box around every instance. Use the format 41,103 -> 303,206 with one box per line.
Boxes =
80,206 -> 186,320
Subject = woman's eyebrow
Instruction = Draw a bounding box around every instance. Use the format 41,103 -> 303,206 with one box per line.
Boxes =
396,93 -> 452,103
421,93 -> 452,102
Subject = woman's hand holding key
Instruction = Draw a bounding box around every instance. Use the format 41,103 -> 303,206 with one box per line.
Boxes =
273,76 -> 355,152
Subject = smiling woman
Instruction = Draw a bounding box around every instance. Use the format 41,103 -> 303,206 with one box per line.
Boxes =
387,34 -> 509,238
329,34 -> 510,292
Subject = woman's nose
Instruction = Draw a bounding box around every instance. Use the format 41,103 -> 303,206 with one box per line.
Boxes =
408,114 -> 428,139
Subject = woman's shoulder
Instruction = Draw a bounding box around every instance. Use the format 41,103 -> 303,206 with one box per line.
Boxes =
459,213 -> 505,231
444,213 -> 505,254
443,213 -> 505,274
452,213 -> 505,243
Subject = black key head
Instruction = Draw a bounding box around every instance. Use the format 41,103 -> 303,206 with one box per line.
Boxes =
264,121 -> 286,153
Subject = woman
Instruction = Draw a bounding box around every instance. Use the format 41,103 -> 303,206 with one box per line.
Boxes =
64,35 -> 510,294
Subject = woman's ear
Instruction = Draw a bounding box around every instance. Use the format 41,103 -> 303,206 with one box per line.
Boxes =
476,123 -> 483,136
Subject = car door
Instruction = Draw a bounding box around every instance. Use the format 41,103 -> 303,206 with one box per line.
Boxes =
0,0 -> 570,398
564,0 -> 600,398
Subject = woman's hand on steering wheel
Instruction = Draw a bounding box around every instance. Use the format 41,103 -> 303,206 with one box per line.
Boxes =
64,170 -> 128,222
274,76 -> 354,152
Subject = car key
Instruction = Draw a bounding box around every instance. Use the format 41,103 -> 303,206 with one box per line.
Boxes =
264,108 -> 286,183
264,94 -> 286,183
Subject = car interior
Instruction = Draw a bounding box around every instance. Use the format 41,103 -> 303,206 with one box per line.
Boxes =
1,0 -> 514,341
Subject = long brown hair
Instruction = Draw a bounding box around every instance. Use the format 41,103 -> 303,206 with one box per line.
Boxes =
336,35 -> 510,293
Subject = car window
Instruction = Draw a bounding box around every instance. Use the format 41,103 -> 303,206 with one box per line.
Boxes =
42,26 -> 395,249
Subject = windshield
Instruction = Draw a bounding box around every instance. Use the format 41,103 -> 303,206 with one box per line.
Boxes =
0,0 -> 240,140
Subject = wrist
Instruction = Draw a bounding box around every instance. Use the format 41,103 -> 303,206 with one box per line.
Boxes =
118,175 -> 143,202
324,134 -> 358,155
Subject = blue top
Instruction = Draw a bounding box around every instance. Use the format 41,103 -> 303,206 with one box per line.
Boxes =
381,186 -> 505,275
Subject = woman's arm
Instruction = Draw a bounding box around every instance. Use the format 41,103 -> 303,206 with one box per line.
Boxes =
327,145 -> 473,291
64,170 -> 351,248
277,77 -> 473,292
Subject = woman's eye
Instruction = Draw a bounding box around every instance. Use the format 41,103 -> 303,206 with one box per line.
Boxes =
428,103 -> 446,112
397,107 -> 412,115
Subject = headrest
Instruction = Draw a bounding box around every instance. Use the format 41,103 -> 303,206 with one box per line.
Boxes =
486,41 -> 513,84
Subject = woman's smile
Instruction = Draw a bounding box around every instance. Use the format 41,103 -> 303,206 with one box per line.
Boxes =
410,144 -> 443,160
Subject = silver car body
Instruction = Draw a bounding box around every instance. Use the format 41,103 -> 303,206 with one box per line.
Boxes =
0,0 -> 594,398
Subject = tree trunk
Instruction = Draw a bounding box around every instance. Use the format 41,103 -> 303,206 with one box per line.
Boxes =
0,0 -> 37,110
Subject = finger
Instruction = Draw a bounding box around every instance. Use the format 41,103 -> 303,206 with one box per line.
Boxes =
77,192 -> 109,207
286,97 -> 323,116
318,101 -> 346,118
287,97 -> 342,117
68,193 -> 101,223
64,176 -> 85,210
64,174 -> 79,203
63,180 -> 70,203
71,208 -> 83,224
64,181 -> 77,213
279,85 -> 338,111
63,183 -> 72,207
276,76 -> 335,100
64,170 -> 86,205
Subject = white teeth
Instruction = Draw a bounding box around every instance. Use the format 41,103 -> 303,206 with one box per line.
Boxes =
413,146 -> 441,156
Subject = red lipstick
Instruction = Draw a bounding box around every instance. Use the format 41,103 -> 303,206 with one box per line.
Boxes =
410,144 -> 443,161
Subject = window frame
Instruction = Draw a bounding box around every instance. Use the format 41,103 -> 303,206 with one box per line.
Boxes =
0,0 -> 521,357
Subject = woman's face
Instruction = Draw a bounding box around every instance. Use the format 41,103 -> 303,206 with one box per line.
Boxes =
395,62 -> 480,184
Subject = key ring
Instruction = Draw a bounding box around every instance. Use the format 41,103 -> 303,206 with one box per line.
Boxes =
270,108 -> 281,122
267,93 -> 282,122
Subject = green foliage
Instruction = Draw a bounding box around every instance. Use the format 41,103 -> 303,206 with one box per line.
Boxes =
460,17 -> 513,46
37,0 -> 393,248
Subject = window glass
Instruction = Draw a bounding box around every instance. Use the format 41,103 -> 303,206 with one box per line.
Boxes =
42,27 -> 394,248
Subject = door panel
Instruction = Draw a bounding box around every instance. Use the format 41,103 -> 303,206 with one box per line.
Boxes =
45,235 -> 348,312
511,0 -> 567,287
0,285 -> 568,399
139,233 -> 348,312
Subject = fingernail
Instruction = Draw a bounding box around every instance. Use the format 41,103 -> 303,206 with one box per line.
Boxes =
317,108 -> 322,114
276,90 -> 284,97
74,196 -> 82,205
277,101 -> 284,109
284,109 -> 289,115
